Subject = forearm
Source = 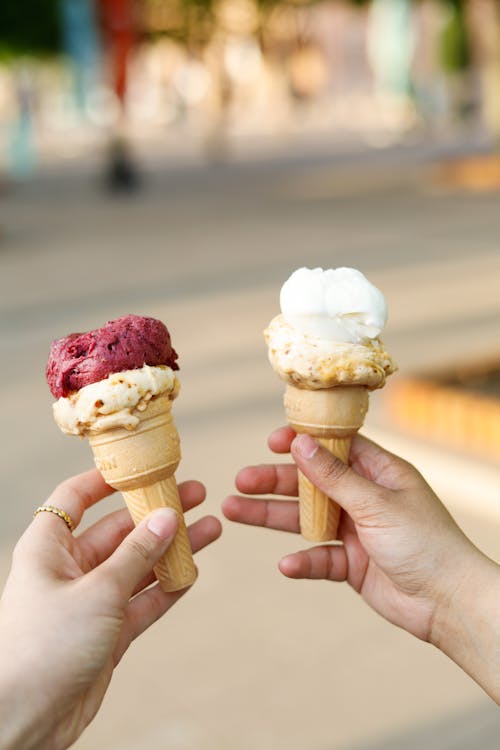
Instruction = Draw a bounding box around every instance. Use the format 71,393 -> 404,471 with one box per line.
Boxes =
430,549 -> 500,703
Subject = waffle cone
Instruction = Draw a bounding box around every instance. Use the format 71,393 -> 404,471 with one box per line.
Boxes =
284,384 -> 369,542
89,393 -> 197,592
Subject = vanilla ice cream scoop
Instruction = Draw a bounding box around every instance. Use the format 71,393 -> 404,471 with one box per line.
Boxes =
280,267 -> 387,342
53,365 -> 178,436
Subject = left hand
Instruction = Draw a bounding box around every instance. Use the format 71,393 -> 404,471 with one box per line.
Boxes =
0,469 -> 221,750
222,427 -> 500,702
222,426 -> 477,642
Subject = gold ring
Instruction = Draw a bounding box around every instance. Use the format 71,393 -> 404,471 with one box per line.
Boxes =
33,505 -> 75,532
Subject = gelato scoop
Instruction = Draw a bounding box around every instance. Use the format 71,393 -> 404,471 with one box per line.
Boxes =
266,267 -> 395,390
52,365 -> 179,436
280,266 -> 387,342
46,314 -> 178,399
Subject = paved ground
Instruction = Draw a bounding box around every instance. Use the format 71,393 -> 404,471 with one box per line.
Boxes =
1,143 -> 499,749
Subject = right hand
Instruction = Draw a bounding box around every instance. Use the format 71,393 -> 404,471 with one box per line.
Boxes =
0,471 -> 222,750
223,427 -> 485,644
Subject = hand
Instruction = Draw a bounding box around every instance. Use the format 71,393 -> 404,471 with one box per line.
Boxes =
0,470 -> 222,750
223,427 -> 500,701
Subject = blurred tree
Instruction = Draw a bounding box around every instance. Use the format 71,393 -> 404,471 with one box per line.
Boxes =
439,0 -> 470,73
438,0 -> 473,121
0,0 -> 61,57
466,0 -> 500,145
140,0 -> 215,47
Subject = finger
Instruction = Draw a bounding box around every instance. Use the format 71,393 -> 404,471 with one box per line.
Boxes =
279,545 -> 349,581
291,434 -> 392,527
114,585 -> 186,665
235,464 -> 298,497
93,508 -> 179,602
130,570 -> 158,598
336,512 -> 371,591
33,469 -> 115,536
337,508 -> 358,542
349,434 -> 423,490
114,515 -> 222,662
129,515 -> 222,596
77,480 -> 208,569
187,514 -> 222,554
222,495 -> 300,533
268,426 -> 296,454
176,479 -> 207,510
78,508 -> 134,570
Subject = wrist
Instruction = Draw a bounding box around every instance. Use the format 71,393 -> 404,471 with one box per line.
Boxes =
0,671 -> 35,750
0,631 -> 57,750
430,546 -> 500,702
0,678 -> 57,750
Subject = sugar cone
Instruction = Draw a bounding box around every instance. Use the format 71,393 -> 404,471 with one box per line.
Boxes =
284,384 -> 369,542
88,393 -> 197,592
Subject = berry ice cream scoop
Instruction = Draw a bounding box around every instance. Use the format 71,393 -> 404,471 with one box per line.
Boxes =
46,314 -> 195,592
46,314 -> 178,399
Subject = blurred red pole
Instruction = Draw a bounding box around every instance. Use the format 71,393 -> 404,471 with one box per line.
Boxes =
98,0 -> 136,108
97,0 -> 140,191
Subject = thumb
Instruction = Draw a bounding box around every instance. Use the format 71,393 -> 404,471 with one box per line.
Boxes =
97,508 -> 179,601
291,434 -> 389,525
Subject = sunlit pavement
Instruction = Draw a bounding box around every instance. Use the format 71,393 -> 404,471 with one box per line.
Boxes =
1,147 -> 499,749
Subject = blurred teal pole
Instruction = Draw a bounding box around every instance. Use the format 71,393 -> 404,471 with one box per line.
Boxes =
368,0 -> 414,98
7,71 -> 36,178
60,0 -> 100,114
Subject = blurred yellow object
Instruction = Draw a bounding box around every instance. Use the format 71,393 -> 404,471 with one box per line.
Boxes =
388,376 -> 500,462
431,154 -> 500,191
214,0 -> 259,34
287,44 -> 329,99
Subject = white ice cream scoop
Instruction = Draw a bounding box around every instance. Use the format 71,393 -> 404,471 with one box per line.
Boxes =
280,266 -> 387,343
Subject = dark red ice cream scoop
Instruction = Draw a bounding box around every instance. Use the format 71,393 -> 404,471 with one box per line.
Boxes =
46,314 -> 179,399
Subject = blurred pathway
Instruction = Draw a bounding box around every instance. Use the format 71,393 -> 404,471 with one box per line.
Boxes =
0,152 -> 499,748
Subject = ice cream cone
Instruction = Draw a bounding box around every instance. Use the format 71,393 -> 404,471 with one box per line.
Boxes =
89,393 -> 197,592
284,384 -> 369,542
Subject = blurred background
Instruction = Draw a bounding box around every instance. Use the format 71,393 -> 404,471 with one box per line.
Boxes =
1,1 -> 500,748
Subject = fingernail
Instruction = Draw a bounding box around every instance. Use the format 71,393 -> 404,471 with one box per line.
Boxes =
146,508 -> 178,540
294,434 -> 318,459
